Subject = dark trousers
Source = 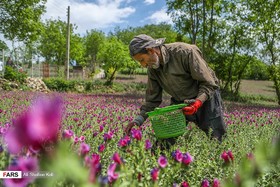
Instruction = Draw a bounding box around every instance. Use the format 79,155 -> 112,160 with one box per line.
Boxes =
158,90 -> 227,149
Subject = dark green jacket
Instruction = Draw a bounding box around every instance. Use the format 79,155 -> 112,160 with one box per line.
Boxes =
138,42 -> 219,121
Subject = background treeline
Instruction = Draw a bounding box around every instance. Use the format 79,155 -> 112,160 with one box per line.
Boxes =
0,0 -> 279,104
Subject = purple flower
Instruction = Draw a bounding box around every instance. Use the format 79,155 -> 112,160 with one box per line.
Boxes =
221,150 -> 234,163
182,152 -> 193,166
98,144 -> 106,153
112,152 -> 123,165
181,181 -> 190,187
103,131 -> 114,141
131,129 -> 142,141
158,155 -> 168,168
79,143 -> 90,156
4,157 -> 39,187
88,153 -> 102,183
79,136 -> 85,142
151,167 -> 160,181
118,136 -> 130,148
201,179 -> 210,187
107,163 -> 119,183
63,129 -> 74,139
213,178 -> 221,187
172,149 -> 183,162
4,97 -> 63,154
99,125 -> 104,132
145,139 -> 152,150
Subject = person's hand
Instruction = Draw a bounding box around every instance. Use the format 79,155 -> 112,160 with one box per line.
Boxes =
125,122 -> 137,135
182,99 -> 202,115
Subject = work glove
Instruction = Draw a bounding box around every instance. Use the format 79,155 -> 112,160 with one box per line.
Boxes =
182,99 -> 202,115
124,122 -> 137,135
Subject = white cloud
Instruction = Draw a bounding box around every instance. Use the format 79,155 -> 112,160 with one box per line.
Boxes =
146,8 -> 173,24
43,0 -> 136,35
144,0 -> 155,5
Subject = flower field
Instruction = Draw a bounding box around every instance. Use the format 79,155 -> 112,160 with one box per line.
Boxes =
0,91 -> 279,187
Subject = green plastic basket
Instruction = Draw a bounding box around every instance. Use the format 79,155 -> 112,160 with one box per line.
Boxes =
146,104 -> 188,139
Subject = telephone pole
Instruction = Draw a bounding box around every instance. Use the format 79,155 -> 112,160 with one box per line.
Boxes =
65,6 -> 70,80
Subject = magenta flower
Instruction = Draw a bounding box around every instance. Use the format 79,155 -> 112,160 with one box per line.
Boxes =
182,152 -> 193,166
151,167 -> 160,181
98,144 -> 106,152
79,143 -> 90,156
79,136 -> 85,142
118,136 -> 130,148
99,125 -> 104,132
151,168 -> 159,181
201,179 -> 210,187
88,153 -> 102,183
181,181 -> 190,187
213,178 -> 221,187
172,149 -> 183,162
63,129 -> 74,139
112,152 -> 123,165
4,97 -> 63,154
145,139 -> 152,150
103,131 -> 114,141
4,157 -> 39,187
158,155 -> 168,168
107,163 -> 119,183
131,129 -> 142,141
221,150 -> 234,163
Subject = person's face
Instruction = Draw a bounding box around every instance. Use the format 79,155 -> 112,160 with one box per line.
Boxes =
133,48 -> 160,69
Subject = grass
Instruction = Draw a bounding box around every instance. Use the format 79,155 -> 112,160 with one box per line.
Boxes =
115,74 -> 279,107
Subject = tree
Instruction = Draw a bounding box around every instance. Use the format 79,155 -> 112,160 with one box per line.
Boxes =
97,37 -> 131,85
83,30 -> 105,73
39,19 -> 84,66
0,0 -> 46,43
247,0 -> 280,105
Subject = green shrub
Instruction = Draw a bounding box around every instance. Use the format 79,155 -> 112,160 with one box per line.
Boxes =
4,66 -> 27,83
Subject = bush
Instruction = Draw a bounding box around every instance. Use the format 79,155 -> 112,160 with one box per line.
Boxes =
4,66 -> 27,83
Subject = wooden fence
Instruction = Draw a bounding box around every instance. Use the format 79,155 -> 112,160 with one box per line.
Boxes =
23,63 -> 87,79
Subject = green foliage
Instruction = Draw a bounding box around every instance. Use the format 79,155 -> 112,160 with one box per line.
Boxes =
0,0 -> 47,43
4,66 -> 27,83
83,29 -> 106,73
39,19 -> 84,65
97,37 -> 132,85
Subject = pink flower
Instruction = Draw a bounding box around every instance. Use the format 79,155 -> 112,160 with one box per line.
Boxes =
4,97 -> 63,154
172,149 -> 183,162
145,139 -> 152,150
182,152 -> 193,166
88,153 -> 102,183
98,144 -> 106,152
79,143 -> 90,156
151,167 -> 160,181
4,157 -> 39,187
201,179 -> 210,187
112,152 -> 123,165
79,136 -> 85,142
118,136 -> 130,148
99,125 -> 104,132
181,181 -> 190,187
213,178 -> 221,187
107,163 -> 119,183
103,131 -> 114,141
131,129 -> 142,141
63,129 -> 74,139
221,150 -> 234,163
158,155 -> 168,168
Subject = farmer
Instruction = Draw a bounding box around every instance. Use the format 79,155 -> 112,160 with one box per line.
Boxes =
124,34 -> 227,144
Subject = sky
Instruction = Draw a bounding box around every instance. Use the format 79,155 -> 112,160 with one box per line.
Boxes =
1,0 -> 173,49
43,0 -> 173,35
